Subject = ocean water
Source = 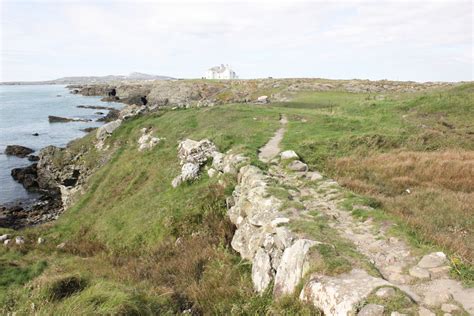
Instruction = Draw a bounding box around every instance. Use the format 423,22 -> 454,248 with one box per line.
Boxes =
0,85 -> 121,204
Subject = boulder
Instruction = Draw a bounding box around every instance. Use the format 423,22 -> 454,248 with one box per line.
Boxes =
274,239 -> 317,297
256,95 -> 269,104
300,269 -> 390,315
252,248 -> 274,293
287,160 -> 308,172
96,119 -> 122,141
177,139 -> 217,165
358,304 -> 384,316
180,163 -> 200,182
375,287 -> 396,298
417,252 -> 448,269
138,130 -> 161,151
11,164 -> 38,190
0,234 -> 10,242
409,266 -> 430,279
418,307 -> 435,316
5,145 -> 34,158
280,150 -> 299,160
15,236 -> 25,245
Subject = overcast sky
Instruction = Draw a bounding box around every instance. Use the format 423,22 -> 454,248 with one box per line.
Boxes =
0,0 -> 472,82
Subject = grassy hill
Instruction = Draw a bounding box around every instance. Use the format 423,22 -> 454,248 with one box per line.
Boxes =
1,82 -> 472,314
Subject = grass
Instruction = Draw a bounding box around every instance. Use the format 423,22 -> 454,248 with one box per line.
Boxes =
1,82 -> 472,312
280,83 -> 474,272
1,104 -> 320,314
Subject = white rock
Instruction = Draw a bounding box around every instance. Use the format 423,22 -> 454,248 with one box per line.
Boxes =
207,168 -> 217,178
171,176 -> 182,188
271,217 -> 290,227
307,171 -> 323,181
257,95 -> 269,103
441,304 -> 459,313
287,160 -> 308,172
409,266 -> 430,279
280,150 -> 299,160
0,234 -> 10,242
358,304 -> 384,316
375,287 -> 396,298
96,119 -> 122,141
4,239 -> 11,245
252,248 -> 274,293
391,312 -> 407,316
177,139 -> 217,166
180,163 -> 200,182
57,242 -> 66,249
418,252 -> 447,269
37,237 -> 45,244
428,266 -> 450,279
418,307 -> 435,316
274,239 -> 316,297
300,269 -> 390,316
15,236 -> 25,245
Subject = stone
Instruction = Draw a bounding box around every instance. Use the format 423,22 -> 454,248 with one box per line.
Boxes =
271,217 -> 290,227
252,248 -> 273,293
418,252 -> 448,269
428,266 -> 451,279
177,139 -> 217,166
391,312 -> 407,316
280,150 -> 299,160
57,242 -> 66,249
300,269 -> 390,316
441,304 -> 459,313
15,236 -> 25,245
409,266 -> 430,279
273,239 -> 316,297
207,168 -> 217,178
37,237 -> 45,244
4,239 -> 11,245
256,95 -> 269,103
307,171 -> 323,181
418,307 -> 435,316
358,304 -> 384,316
287,160 -> 308,172
138,131 -> 161,151
423,289 -> 452,307
5,145 -> 34,158
180,163 -> 200,182
96,119 -> 122,141
0,234 -> 10,242
375,287 -> 396,298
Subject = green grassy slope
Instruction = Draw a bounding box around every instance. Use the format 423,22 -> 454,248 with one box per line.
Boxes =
1,83 -> 472,313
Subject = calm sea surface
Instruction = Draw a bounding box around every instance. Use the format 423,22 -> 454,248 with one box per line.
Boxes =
0,85 -> 121,204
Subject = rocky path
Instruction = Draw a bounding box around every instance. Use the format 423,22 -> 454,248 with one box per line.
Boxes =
268,163 -> 474,315
258,114 -> 287,162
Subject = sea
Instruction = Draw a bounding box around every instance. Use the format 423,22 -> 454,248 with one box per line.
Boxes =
0,84 -> 121,205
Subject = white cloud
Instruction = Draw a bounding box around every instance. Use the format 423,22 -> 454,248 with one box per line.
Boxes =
1,0 -> 472,81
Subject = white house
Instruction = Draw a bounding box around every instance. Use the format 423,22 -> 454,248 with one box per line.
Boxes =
205,64 -> 238,79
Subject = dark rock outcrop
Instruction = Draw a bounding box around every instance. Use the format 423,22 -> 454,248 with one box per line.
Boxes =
11,164 -> 39,190
48,116 -> 91,123
5,145 -> 34,158
77,105 -> 115,110
28,155 -> 40,162
97,109 -> 120,122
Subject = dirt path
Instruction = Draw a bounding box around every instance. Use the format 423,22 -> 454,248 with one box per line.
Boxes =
268,165 -> 474,314
258,114 -> 287,162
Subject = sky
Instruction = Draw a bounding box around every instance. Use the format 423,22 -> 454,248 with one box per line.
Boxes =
0,0 -> 472,82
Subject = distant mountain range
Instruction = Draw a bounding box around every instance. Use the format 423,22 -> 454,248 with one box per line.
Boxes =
1,72 -> 175,85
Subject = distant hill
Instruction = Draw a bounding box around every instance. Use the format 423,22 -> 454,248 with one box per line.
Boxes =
0,72 -> 175,85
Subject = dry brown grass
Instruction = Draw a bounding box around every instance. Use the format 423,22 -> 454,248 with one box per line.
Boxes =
332,150 -> 474,263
